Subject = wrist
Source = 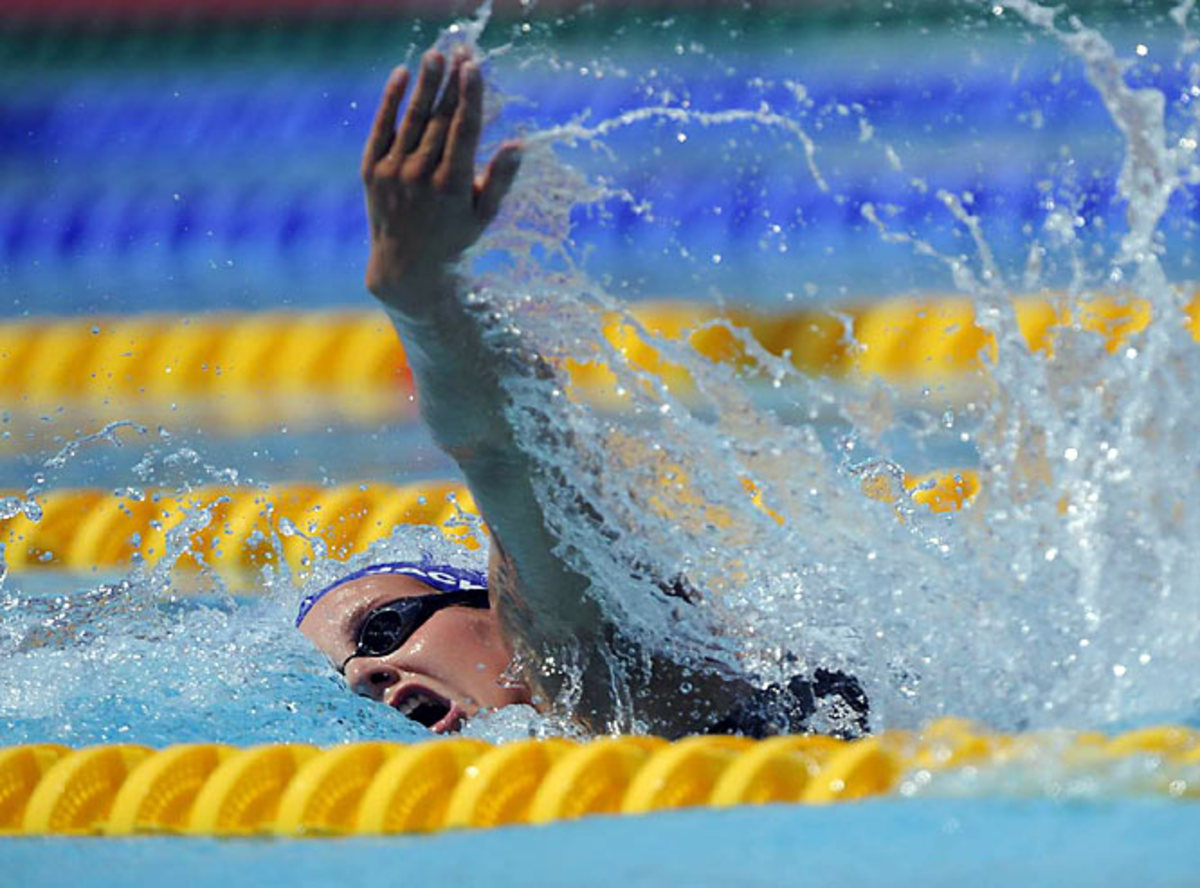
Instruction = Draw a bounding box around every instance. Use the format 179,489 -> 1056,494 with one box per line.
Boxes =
367,258 -> 459,314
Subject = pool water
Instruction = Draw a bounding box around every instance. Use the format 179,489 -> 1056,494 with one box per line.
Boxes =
8,800 -> 1200,887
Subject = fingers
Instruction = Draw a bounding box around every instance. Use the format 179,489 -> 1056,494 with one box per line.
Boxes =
367,46 -> 514,222
361,65 -> 409,180
412,51 -> 468,181
393,51 -> 446,159
475,142 -> 523,224
437,60 -> 484,192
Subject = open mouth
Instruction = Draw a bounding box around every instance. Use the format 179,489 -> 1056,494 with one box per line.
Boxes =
391,687 -> 463,733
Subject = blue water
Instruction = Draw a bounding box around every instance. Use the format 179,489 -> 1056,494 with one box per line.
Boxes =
8,22 -> 1198,314
6,801 -> 1200,887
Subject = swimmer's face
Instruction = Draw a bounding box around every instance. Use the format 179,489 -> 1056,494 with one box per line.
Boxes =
299,575 -> 530,733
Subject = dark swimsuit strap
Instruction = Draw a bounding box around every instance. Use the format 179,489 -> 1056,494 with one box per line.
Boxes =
706,668 -> 871,739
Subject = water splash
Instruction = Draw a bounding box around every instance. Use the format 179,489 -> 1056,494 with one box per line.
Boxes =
468,2 -> 1200,733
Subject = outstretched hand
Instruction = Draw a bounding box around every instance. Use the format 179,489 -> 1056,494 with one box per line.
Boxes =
362,49 -> 522,310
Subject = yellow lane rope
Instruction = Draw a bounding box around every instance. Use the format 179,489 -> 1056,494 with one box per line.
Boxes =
3,294 -> 1195,432
0,481 -> 479,574
0,310 -> 412,434
0,472 -> 976,575
2,721 -> 1196,836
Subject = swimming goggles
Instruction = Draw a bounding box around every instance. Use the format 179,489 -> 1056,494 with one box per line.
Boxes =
296,561 -> 488,627
338,587 -> 490,673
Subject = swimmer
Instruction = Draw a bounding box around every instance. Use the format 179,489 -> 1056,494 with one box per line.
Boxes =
299,48 -> 869,738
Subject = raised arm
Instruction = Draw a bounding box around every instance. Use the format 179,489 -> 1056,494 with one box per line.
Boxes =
360,49 -> 615,717
361,50 -> 520,466
355,49 -> 878,739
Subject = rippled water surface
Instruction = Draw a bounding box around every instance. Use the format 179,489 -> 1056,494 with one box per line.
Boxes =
10,800 -> 1200,887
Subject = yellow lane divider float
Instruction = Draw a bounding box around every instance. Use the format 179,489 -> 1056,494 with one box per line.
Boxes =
0,473 -> 977,575
2,722 -> 1198,837
0,310 -> 412,433
0,481 -> 479,574
3,294 -> 1196,432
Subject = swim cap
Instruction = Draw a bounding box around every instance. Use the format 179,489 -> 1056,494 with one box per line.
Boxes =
295,561 -> 488,626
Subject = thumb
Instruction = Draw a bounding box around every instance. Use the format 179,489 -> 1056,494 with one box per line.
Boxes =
475,143 -> 523,225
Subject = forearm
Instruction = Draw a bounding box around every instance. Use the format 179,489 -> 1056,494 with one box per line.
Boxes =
384,275 -> 601,648
383,272 -> 510,457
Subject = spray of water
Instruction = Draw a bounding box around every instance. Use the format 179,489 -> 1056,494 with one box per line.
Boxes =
471,0 -> 1200,733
